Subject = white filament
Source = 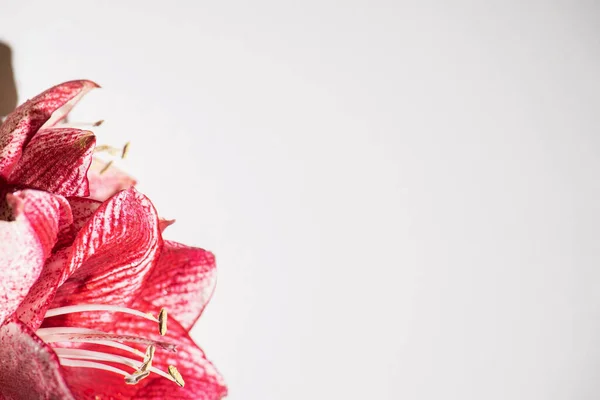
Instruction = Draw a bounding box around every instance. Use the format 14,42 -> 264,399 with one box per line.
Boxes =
55,349 -> 175,382
45,304 -> 159,322
58,358 -> 130,377
36,328 -> 145,358
36,327 -> 104,336
55,348 -> 140,370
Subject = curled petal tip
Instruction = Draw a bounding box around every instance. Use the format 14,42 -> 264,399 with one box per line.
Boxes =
79,130 -> 96,146
79,79 -> 101,89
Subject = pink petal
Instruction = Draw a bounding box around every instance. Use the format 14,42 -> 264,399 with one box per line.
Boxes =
8,128 -> 96,196
0,318 -> 74,399
50,188 -> 161,321
87,158 -> 137,201
0,190 -> 72,326
141,240 -> 217,331
0,80 -> 98,179
16,249 -> 70,330
55,197 -> 102,250
19,199 -> 101,329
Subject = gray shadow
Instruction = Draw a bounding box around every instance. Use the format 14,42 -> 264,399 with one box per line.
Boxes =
0,42 -> 17,122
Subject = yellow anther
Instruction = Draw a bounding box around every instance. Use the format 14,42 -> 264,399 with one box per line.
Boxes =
158,308 -> 168,336
139,345 -> 155,372
168,365 -> 185,387
99,160 -> 113,175
121,142 -> 130,159
125,369 -> 150,385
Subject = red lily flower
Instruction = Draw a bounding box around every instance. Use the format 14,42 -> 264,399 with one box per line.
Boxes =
0,81 -> 227,399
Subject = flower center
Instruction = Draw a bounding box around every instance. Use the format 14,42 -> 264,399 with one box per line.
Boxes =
36,304 -> 184,387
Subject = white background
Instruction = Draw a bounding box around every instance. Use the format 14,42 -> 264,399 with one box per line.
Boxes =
1,1 -> 600,399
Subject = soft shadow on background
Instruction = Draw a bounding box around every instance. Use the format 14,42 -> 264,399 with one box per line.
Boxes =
0,42 -> 17,124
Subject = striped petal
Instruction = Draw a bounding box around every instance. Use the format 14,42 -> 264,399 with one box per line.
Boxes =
18,198 -> 101,329
49,189 -> 161,326
55,197 -> 102,251
141,241 -> 217,331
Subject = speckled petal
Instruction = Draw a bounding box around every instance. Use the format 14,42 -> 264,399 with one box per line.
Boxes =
8,128 -> 96,196
0,190 -> 71,326
17,198 -> 102,329
55,197 -> 102,251
0,80 -> 98,179
16,249 -> 70,330
0,318 -> 74,399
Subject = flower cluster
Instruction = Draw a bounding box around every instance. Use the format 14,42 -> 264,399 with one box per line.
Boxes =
0,81 -> 227,399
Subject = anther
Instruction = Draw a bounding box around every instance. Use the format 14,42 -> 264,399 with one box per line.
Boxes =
99,160 -> 113,175
121,142 -> 130,159
125,370 -> 150,385
139,345 -> 155,372
93,119 -> 104,127
158,308 -> 168,336
168,365 -> 185,387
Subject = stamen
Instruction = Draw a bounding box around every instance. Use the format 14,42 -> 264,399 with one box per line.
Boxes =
42,332 -> 177,352
125,370 -> 150,385
45,304 -> 160,324
100,160 -> 113,174
37,327 -> 146,358
93,119 -> 104,127
55,348 -> 177,383
42,304 -> 173,351
158,308 -> 167,336
58,346 -> 153,385
168,365 -> 185,387
59,358 -> 130,377
41,305 -> 182,388
121,142 -> 130,159
54,348 -> 141,370
139,345 -> 155,372
95,145 -> 122,156
95,140 -> 130,159
37,327 -> 105,336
